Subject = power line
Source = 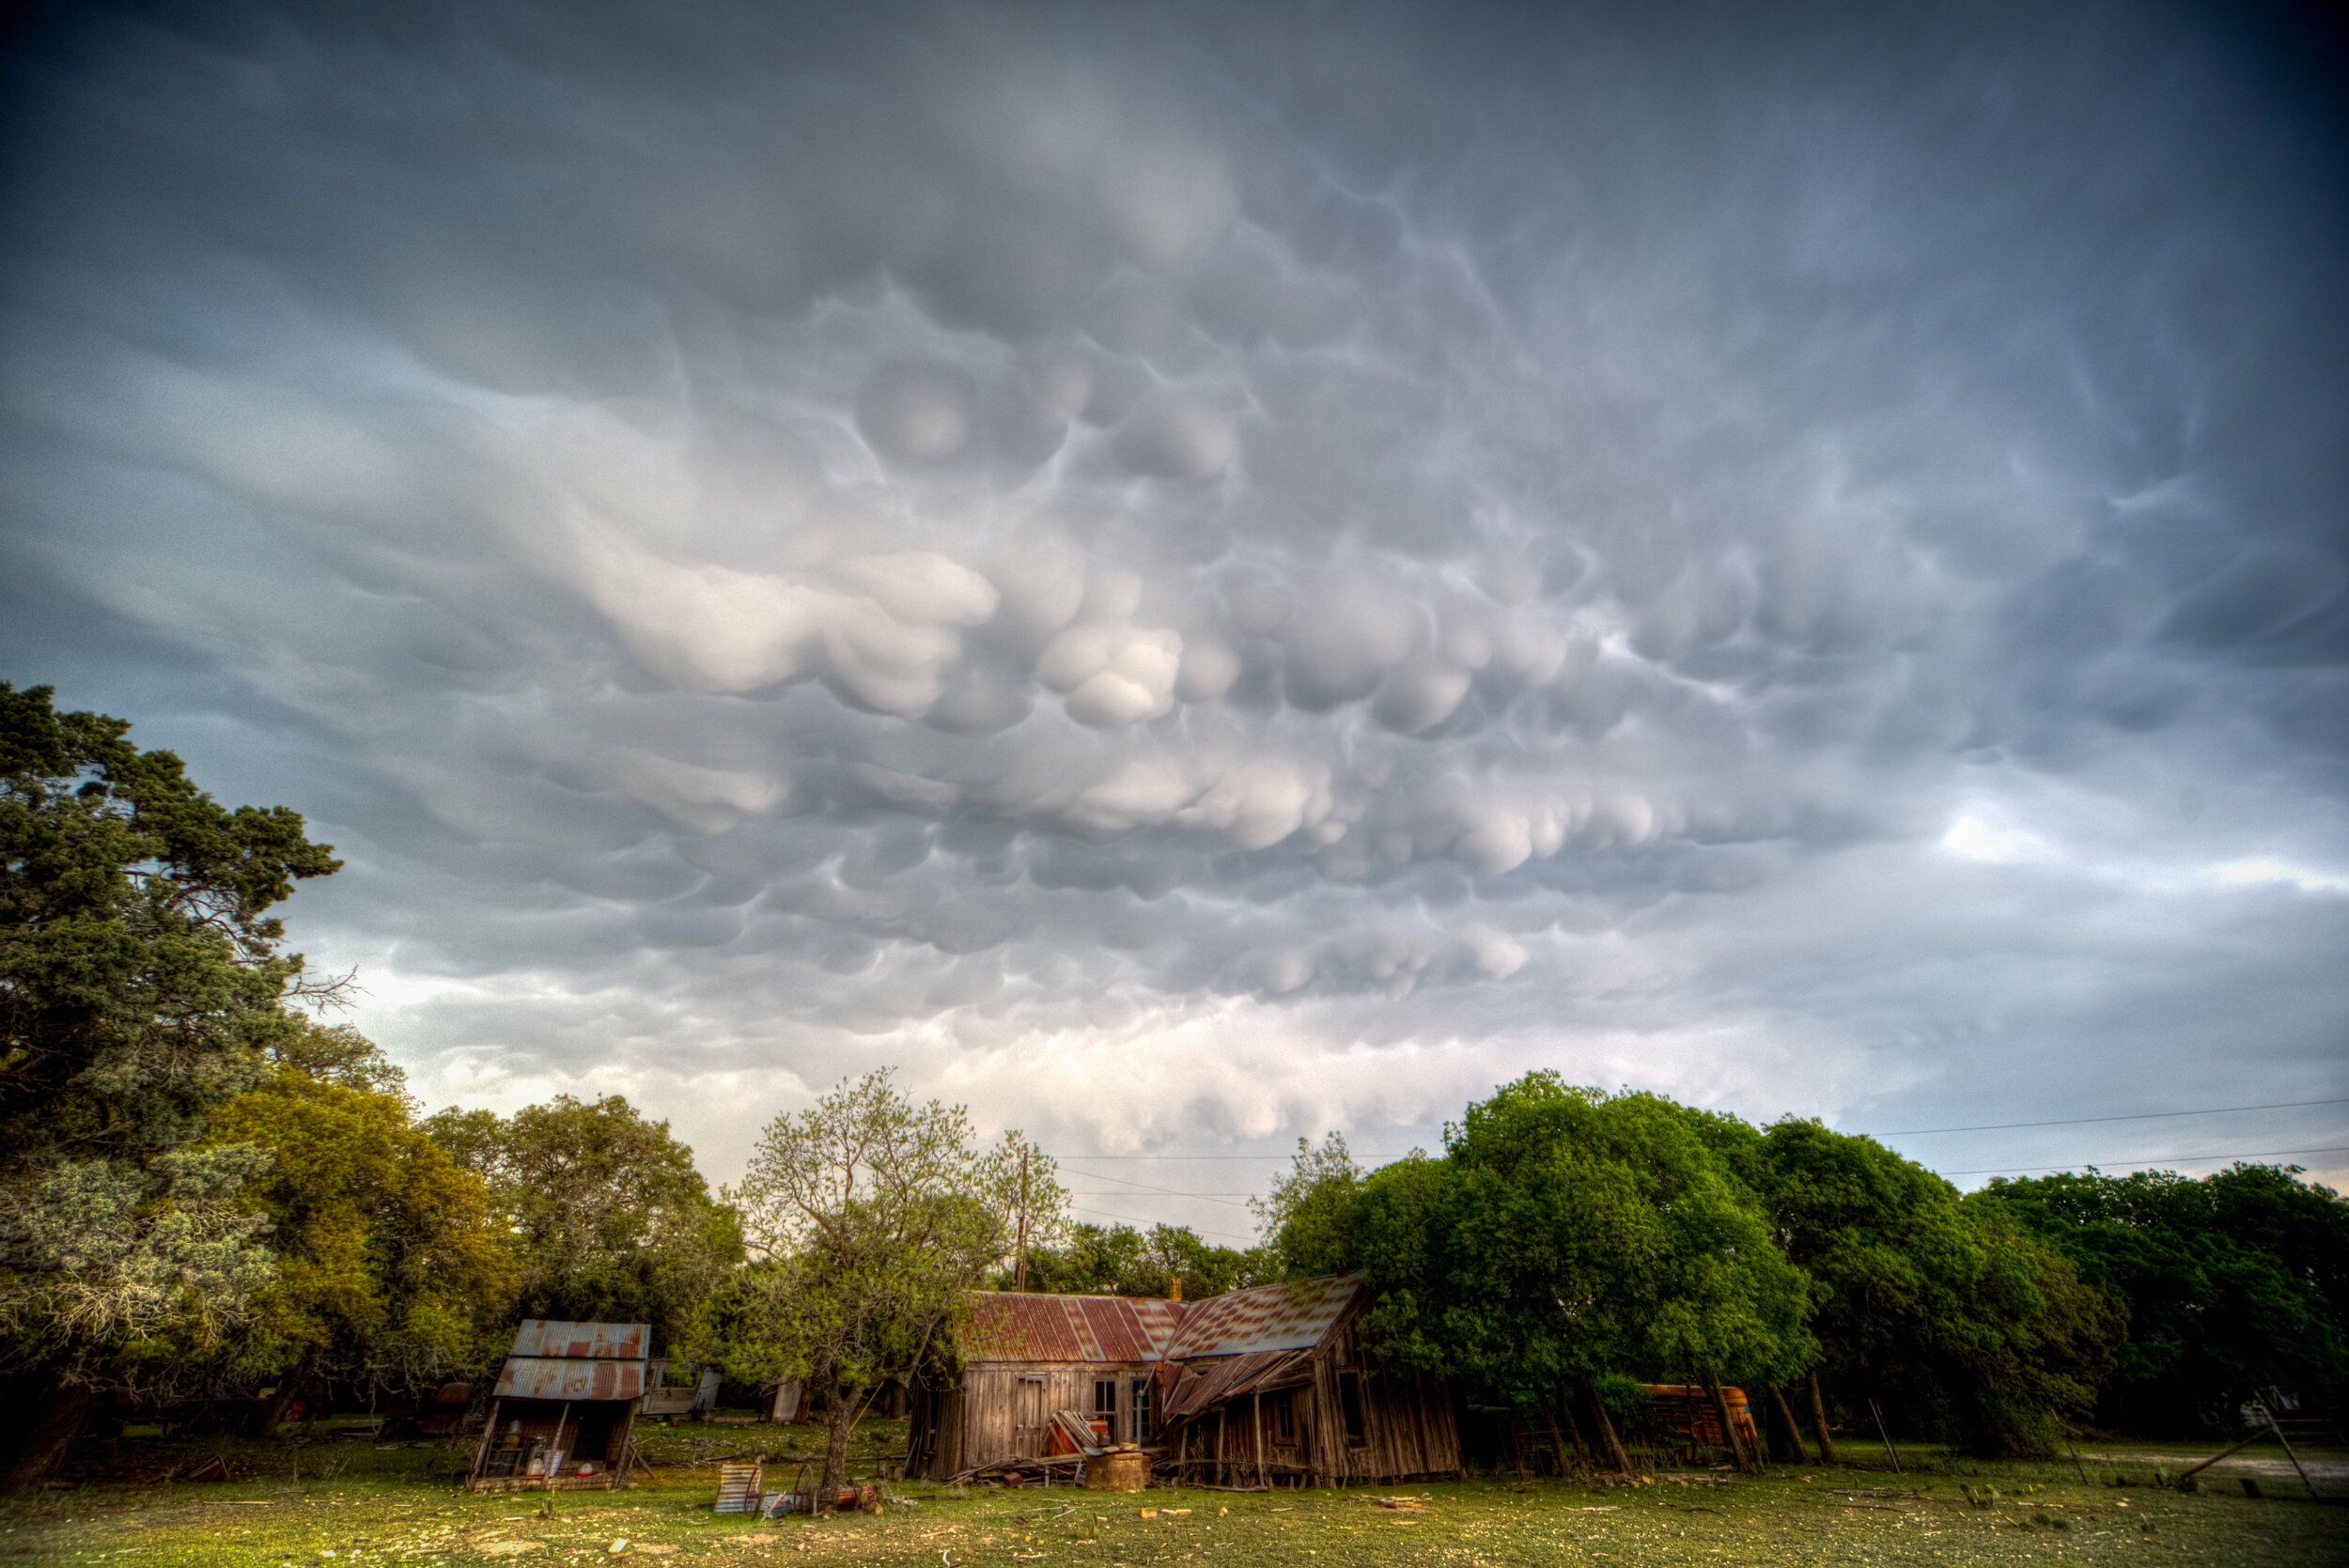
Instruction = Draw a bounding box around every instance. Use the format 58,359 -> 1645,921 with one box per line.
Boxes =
1864,1096 -> 2349,1138
1943,1144 -> 2349,1178
1065,1203 -> 1258,1247
1055,1169 -> 1256,1210
1042,1095 -> 2349,1163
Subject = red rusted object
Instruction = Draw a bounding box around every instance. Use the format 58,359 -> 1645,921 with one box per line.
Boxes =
958,1293 -> 1189,1363
1161,1270 -> 1362,1358
509,1320 -> 649,1359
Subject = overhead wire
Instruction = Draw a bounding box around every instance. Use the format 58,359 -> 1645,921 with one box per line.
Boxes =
1034,1097 -> 2347,1215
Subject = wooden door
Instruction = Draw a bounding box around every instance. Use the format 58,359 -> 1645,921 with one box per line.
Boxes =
1016,1379 -> 1046,1457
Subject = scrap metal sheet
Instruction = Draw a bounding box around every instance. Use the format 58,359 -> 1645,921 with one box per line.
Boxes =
508,1320 -> 649,1359
494,1357 -> 646,1402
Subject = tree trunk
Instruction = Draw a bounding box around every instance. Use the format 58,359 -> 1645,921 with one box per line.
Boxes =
1,1381 -> 99,1495
1554,1387 -> 1590,1467
1577,1376 -> 1634,1475
1702,1374 -> 1753,1474
1766,1383 -> 1812,1465
821,1382 -> 857,1506
1806,1369 -> 1840,1466
250,1355 -> 316,1440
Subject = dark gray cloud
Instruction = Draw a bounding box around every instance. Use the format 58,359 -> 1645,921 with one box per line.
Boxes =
3,0 -> 2343,1219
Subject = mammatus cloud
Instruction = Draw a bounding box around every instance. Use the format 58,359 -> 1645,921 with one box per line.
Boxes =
1,0 -> 2343,1212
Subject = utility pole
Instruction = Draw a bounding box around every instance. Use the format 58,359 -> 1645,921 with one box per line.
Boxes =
1016,1148 -> 1030,1293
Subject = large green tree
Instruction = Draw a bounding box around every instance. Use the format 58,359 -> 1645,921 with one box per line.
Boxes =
1750,1120 -> 2123,1458
1287,1076 -> 1813,1473
1973,1163 -> 2348,1435
0,682 -> 338,1489
718,1071 -> 1046,1502
206,1022 -> 514,1434
424,1094 -> 740,1353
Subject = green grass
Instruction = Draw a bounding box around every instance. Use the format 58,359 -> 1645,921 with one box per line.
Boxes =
4,1420 -> 2342,1566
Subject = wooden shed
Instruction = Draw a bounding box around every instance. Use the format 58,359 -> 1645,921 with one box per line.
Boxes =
1155,1272 -> 1461,1487
465,1320 -> 649,1492
910,1272 -> 1461,1487
909,1293 -> 1186,1480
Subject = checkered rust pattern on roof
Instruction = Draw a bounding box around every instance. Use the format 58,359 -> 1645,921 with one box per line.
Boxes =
508,1320 -> 649,1359
958,1293 -> 1189,1362
1161,1270 -> 1363,1358
494,1356 -> 648,1402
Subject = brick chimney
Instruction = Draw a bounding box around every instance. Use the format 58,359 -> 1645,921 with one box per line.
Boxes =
1168,1275 -> 1182,1303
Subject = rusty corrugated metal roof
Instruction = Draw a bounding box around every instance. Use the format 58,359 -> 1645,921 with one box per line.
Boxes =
1160,1349 -> 1311,1421
1161,1271 -> 1362,1358
508,1320 -> 649,1359
493,1357 -> 648,1402
958,1293 -> 1189,1363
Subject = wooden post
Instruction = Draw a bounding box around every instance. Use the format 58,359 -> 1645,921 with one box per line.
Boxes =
1216,1407 -> 1227,1487
1866,1398 -> 1901,1475
1766,1383 -> 1811,1466
467,1398 -> 505,1491
547,1400 -> 573,1488
1255,1390 -> 1268,1490
1806,1371 -> 1840,1466
1016,1149 -> 1030,1293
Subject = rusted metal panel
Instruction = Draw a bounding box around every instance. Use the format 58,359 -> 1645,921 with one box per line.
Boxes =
494,1357 -> 647,1402
1159,1349 -> 1308,1421
958,1294 -> 1188,1363
509,1321 -> 649,1360
1161,1271 -> 1362,1358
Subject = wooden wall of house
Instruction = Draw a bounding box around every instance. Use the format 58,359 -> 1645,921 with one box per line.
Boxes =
917,1361 -> 1153,1479
1165,1325 -> 1462,1484
1303,1312 -> 1463,1483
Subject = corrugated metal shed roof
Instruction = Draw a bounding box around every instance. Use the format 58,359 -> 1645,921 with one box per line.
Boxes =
494,1358 -> 648,1402
958,1294 -> 1189,1363
508,1321 -> 649,1359
1160,1349 -> 1312,1421
1162,1271 -> 1363,1358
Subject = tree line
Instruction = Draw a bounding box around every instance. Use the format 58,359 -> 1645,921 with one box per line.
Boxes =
1253,1076 -> 2346,1464
4,682 -> 2341,1500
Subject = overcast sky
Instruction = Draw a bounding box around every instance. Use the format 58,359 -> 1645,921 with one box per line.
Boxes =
3,0 -> 2343,1240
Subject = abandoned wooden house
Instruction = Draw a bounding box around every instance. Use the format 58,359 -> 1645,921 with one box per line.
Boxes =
907,1291 -> 1188,1480
909,1271 -> 1462,1486
1155,1271 -> 1461,1486
466,1320 -> 650,1492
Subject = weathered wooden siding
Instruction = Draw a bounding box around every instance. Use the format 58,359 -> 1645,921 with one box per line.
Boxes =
920,1361 -> 1152,1479
1302,1312 -> 1462,1483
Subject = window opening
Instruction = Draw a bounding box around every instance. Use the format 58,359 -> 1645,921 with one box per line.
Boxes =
1337,1371 -> 1367,1446
1131,1378 -> 1154,1442
1094,1379 -> 1118,1418
1275,1396 -> 1295,1442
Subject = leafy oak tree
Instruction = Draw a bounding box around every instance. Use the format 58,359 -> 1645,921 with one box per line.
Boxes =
205,1023 -> 513,1434
1289,1077 -> 1813,1474
424,1095 -> 739,1353
1973,1162 -> 2347,1435
1751,1120 -> 2124,1459
0,682 -> 339,1489
719,1071 -> 1049,1504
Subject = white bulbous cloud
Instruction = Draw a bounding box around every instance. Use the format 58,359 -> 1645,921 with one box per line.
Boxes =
2,0 -> 2342,1184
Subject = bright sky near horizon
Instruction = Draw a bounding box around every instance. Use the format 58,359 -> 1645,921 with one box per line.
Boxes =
2,0 -> 2343,1234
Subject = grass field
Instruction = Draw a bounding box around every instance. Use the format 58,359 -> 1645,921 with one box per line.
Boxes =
3,1417 -> 2341,1566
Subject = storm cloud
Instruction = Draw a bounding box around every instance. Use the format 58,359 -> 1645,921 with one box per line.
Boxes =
3,0 -> 2343,1222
